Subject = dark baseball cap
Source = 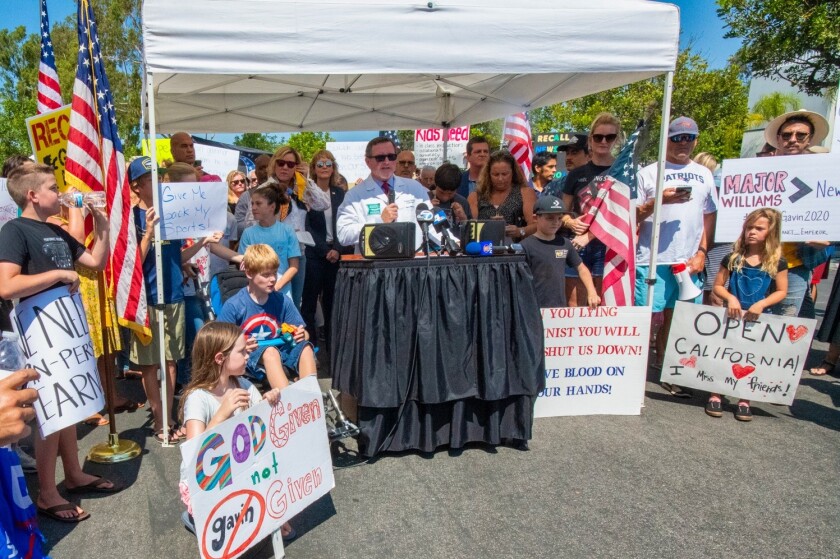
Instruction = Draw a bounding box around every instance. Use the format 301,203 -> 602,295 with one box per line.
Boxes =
558,133 -> 588,153
668,117 -> 699,137
534,195 -> 573,215
128,156 -> 153,182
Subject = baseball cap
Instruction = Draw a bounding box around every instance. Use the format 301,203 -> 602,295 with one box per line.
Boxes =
558,133 -> 589,153
128,156 -> 153,182
534,195 -> 573,215
668,117 -> 699,137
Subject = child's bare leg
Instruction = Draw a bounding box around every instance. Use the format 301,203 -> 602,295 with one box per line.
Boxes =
140,364 -> 163,431
261,347 -> 290,390
297,345 -> 317,378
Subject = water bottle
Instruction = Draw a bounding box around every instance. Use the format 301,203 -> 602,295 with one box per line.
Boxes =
59,191 -> 106,208
0,331 -> 26,381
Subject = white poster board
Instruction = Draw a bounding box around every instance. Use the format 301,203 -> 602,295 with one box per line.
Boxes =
326,141 -> 369,186
660,302 -> 815,405
0,178 -> 18,232
414,126 -> 469,168
716,153 -> 839,242
158,181 -> 228,240
12,285 -> 105,438
535,306 -> 651,417
180,376 -> 334,559
194,143 -> 241,180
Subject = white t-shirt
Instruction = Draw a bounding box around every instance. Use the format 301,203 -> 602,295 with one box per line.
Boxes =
636,160 -> 718,266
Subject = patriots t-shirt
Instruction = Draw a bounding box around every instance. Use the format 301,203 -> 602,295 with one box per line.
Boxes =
218,288 -> 305,341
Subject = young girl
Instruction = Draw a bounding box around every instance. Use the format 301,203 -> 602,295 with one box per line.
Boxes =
709,208 -> 788,421
177,321 -> 296,541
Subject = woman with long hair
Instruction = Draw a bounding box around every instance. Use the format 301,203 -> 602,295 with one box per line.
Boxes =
226,170 -> 247,213
467,150 -> 537,241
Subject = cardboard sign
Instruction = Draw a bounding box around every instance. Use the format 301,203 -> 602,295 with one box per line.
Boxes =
326,141 -> 369,186
142,139 -> 240,180
11,285 -> 105,438
535,306 -> 651,417
0,178 -> 18,232
26,105 -> 72,191
180,376 -> 334,559
414,126 -> 469,168
158,181 -> 228,240
660,302 -> 815,405
716,153 -> 839,242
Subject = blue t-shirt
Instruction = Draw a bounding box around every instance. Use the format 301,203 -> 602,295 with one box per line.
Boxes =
218,288 -> 305,341
238,221 -> 301,296
134,205 -> 184,304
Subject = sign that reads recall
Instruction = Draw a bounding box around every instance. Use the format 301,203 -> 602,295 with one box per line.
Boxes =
660,302 -> 815,405
536,306 -> 651,417
180,376 -> 334,559
12,285 -> 105,438
26,104 -> 72,191
158,181 -> 228,240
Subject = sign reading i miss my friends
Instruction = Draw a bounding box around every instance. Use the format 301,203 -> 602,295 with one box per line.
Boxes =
12,285 -> 105,438
180,376 -> 334,559
157,181 -> 228,240
661,302 -> 815,406
536,306 -> 651,417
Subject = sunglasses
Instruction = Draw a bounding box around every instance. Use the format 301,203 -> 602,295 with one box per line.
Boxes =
275,160 -> 297,169
249,178 -> 259,183
779,131 -> 810,142
231,179 -> 246,185
369,153 -> 398,162
592,133 -> 618,144
315,161 -> 334,168
670,134 -> 697,143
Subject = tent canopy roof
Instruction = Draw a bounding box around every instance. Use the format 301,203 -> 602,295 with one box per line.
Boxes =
142,0 -> 680,133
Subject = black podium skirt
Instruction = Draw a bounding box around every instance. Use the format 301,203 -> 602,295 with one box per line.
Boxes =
330,256 -> 545,456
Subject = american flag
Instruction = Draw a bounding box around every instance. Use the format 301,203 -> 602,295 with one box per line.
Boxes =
37,0 -> 62,113
579,125 -> 644,306
64,0 -> 149,341
379,130 -> 401,148
503,112 -> 533,180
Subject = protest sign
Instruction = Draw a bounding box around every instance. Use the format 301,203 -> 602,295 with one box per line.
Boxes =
660,302 -> 815,405
716,152 -> 839,242
26,105 -> 72,191
414,126 -> 469,168
180,376 -> 334,559
142,139 -> 240,180
326,141 -> 369,186
11,285 -> 105,438
0,178 -> 18,232
535,306 -> 651,417
158,181 -> 228,240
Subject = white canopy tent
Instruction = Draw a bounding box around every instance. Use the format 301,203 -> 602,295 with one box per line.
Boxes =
140,0 -> 680,458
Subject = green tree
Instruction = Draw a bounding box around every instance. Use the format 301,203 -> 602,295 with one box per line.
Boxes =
396,130 -> 414,151
286,131 -> 335,161
718,0 -> 840,96
233,133 -> 282,152
746,92 -> 801,128
469,120 -> 502,150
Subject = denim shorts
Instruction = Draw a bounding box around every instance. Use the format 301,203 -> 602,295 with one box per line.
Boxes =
566,239 -> 606,278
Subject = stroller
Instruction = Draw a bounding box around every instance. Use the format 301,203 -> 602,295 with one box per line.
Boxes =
201,267 -> 359,443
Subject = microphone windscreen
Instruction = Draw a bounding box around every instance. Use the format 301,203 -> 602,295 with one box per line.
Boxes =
415,202 -> 430,217
465,241 -> 493,256
388,188 -> 396,205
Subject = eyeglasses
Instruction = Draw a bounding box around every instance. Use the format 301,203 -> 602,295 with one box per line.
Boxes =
275,160 -> 297,169
315,161 -> 334,168
779,131 -> 810,142
592,133 -> 618,144
397,160 -> 415,166
231,179 -> 245,185
669,134 -> 697,143
368,153 -> 398,162
249,178 -> 258,184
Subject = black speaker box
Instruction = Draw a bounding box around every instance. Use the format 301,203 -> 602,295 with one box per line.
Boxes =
358,222 -> 417,259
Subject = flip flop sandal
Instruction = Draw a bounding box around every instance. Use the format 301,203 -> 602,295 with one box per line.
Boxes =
83,414 -> 110,427
154,428 -> 181,444
67,475 -> 124,494
810,361 -> 835,376
113,400 -> 144,413
37,503 -> 90,523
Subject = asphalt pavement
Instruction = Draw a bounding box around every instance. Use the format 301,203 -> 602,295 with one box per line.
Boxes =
23,264 -> 840,559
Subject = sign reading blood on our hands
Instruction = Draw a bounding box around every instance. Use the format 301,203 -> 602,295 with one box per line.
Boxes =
660,302 -> 815,405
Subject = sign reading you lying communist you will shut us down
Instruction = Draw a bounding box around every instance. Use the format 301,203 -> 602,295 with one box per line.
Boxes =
660,302 -> 815,405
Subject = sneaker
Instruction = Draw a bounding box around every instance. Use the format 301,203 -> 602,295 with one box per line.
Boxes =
704,398 -> 723,418
14,445 -> 37,474
735,401 -> 753,422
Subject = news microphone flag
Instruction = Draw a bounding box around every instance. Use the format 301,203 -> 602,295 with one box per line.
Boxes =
578,124 -> 645,306
64,0 -> 150,341
503,112 -> 533,181
37,0 -> 62,114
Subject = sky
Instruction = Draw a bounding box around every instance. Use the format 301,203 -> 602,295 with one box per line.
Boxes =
5,0 -> 742,141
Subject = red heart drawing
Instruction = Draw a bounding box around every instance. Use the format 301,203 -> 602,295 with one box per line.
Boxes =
786,325 -> 808,342
679,356 -> 697,368
732,364 -> 756,379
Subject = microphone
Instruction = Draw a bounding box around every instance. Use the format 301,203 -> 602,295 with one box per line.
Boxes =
388,186 -> 396,205
465,241 -> 493,256
416,203 -> 435,255
432,209 -> 460,255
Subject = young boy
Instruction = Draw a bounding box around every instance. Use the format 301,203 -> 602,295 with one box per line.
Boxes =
520,195 -> 601,309
129,158 -> 218,443
218,244 -> 316,390
0,164 -> 118,522
431,163 -> 472,226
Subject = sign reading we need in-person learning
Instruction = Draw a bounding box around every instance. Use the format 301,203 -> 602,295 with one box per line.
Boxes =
660,302 -> 815,405
180,376 -> 334,559
157,181 -> 228,240
26,104 -> 72,191
535,306 -> 651,417
12,285 -> 105,438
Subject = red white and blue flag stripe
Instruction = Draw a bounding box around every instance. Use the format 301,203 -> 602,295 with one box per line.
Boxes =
503,112 -> 533,180
64,0 -> 149,341
37,0 -> 62,113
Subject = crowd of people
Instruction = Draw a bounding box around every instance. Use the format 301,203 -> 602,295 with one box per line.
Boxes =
0,106 -> 837,554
